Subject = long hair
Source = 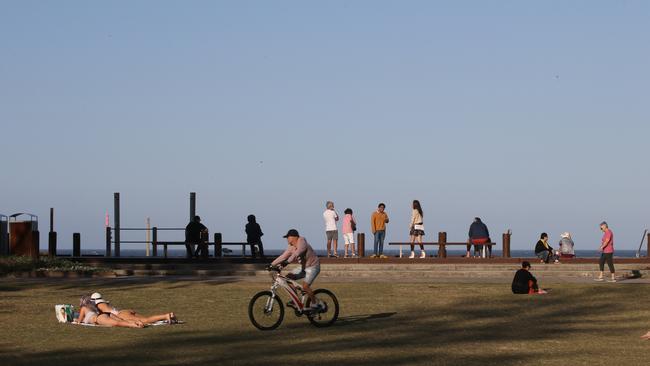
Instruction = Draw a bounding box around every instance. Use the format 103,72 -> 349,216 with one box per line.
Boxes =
80,295 -> 98,313
413,200 -> 423,217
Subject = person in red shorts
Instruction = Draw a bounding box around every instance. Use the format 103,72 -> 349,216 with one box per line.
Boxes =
467,217 -> 491,258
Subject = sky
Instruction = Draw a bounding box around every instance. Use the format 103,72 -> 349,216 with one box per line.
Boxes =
1,1 -> 649,252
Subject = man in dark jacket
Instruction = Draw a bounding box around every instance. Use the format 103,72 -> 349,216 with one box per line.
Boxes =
185,216 -> 208,259
245,215 -> 265,258
512,261 -> 546,294
467,217 -> 491,258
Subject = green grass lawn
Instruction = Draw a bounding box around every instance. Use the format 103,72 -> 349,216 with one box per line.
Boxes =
1,278 -> 649,366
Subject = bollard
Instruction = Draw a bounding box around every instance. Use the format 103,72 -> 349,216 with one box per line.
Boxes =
438,232 -> 447,258
502,232 -> 511,258
73,233 -> 81,257
215,233 -> 222,257
152,227 -> 158,257
357,233 -> 365,257
647,233 -> 650,258
105,227 -> 112,257
48,232 -> 57,257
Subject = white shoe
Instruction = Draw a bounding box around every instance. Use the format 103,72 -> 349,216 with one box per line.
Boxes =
408,252 -> 415,259
420,251 -> 426,258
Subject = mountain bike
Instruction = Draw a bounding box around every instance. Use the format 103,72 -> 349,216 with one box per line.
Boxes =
248,265 -> 339,330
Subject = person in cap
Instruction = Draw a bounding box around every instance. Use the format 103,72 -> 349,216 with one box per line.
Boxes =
271,229 -> 322,310
91,292 -> 178,325
511,261 -> 547,294
596,221 -> 616,282
558,232 -> 575,258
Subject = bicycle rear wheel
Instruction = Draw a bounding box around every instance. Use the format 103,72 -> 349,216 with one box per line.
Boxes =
306,289 -> 339,327
248,291 -> 284,331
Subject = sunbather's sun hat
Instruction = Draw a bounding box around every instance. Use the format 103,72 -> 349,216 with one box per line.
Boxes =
560,232 -> 571,238
91,292 -> 108,304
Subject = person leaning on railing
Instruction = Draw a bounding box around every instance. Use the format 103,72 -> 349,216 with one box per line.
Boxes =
185,215 -> 208,259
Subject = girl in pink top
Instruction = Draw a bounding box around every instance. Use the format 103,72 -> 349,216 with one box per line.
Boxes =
342,208 -> 357,258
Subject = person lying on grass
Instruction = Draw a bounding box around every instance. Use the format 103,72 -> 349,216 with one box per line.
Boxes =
640,331 -> 650,340
91,292 -> 178,325
511,261 -> 547,295
75,295 -> 144,328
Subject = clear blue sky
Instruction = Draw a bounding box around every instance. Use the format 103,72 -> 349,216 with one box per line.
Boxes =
1,1 -> 648,251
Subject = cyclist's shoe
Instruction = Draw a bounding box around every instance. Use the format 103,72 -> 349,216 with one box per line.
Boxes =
308,301 -> 324,312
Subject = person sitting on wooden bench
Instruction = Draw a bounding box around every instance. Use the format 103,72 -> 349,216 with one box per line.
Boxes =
467,217 -> 491,258
185,215 -> 208,259
512,261 -> 547,294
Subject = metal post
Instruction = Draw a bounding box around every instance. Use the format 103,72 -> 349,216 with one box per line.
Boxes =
164,243 -> 168,258
502,232 -> 511,258
105,227 -> 112,257
48,232 -> 57,257
114,193 -> 120,257
647,233 -> 650,258
215,233 -> 222,257
357,233 -> 365,257
73,233 -> 81,257
145,217 -> 151,257
152,227 -> 158,257
439,232 -> 447,258
49,208 -> 54,233
190,192 -> 196,222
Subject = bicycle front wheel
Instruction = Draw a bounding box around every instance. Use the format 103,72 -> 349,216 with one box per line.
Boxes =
306,289 -> 339,328
248,291 -> 284,331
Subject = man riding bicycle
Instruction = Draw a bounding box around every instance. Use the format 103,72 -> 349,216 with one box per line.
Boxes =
271,229 -> 322,310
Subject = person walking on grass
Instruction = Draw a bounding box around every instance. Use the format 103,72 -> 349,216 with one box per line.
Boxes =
409,200 -> 426,259
371,203 -> 389,258
467,217 -> 491,258
342,208 -> 357,258
596,221 -> 616,282
323,201 -> 340,257
511,261 -> 547,294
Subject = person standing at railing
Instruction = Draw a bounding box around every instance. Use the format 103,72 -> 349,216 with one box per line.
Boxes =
371,203 -> 389,258
323,201 -> 340,257
185,215 -> 207,259
341,208 -> 357,258
245,214 -> 265,259
409,200 -> 426,259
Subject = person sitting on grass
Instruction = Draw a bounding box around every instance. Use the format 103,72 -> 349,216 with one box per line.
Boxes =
76,295 -> 144,328
535,233 -> 558,263
511,261 -> 547,294
91,292 -> 178,325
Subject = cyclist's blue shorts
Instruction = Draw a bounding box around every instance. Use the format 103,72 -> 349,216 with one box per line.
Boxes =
291,265 -> 320,286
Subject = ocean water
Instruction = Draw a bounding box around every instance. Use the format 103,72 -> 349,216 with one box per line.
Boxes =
57,249 -> 645,258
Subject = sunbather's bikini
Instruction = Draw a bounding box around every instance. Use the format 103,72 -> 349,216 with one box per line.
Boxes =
82,308 -> 109,324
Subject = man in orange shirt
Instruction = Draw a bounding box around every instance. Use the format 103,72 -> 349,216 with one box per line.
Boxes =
370,203 -> 389,258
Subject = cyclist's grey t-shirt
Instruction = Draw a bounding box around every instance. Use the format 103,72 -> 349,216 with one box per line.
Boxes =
272,237 -> 320,268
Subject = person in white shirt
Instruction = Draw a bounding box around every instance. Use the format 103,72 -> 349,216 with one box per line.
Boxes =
323,201 -> 340,257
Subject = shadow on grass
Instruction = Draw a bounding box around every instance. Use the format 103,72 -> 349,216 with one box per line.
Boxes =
5,285 -> 646,366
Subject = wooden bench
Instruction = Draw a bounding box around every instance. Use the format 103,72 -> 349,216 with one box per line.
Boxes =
389,232 -> 497,258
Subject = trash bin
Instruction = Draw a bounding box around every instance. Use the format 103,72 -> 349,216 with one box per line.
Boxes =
9,213 -> 39,258
0,215 -> 8,256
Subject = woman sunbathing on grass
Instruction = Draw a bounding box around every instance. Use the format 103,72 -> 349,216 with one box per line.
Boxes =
641,332 -> 650,340
75,295 -> 144,328
91,292 -> 178,325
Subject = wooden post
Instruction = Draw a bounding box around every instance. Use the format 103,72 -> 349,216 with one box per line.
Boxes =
152,227 -> 158,257
438,232 -> 447,258
214,233 -> 222,257
105,227 -> 112,257
73,233 -> 81,257
357,233 -> 365,257
189,192 -> 196,222
502,232 -> 511,258
164,243 -> 168,258
48,232 -> 57,257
